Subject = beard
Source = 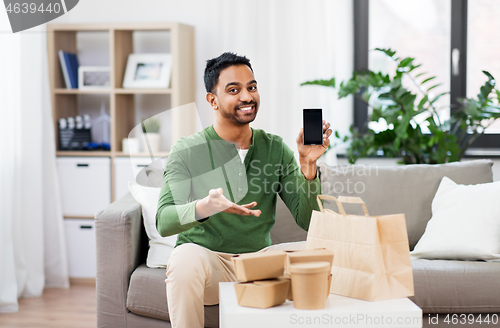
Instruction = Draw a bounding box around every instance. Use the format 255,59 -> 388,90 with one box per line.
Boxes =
219,102 -> 259,125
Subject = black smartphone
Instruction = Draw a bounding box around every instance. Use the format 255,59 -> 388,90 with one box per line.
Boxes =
303,108 -> 323,145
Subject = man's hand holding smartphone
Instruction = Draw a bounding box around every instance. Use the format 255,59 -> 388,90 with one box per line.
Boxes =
296,108 -> 332,180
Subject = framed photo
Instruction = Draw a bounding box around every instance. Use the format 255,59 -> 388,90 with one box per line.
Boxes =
78,66 -> 110,90
122,54 -> 172,89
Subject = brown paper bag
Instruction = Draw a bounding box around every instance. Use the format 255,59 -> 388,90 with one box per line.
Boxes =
306,195 -> 414,301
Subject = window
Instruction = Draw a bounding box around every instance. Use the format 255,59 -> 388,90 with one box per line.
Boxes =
354,0 -> 500,148
467,0 -> 500,133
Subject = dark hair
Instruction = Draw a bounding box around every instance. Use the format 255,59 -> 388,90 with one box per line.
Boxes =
204,52 -> 253,93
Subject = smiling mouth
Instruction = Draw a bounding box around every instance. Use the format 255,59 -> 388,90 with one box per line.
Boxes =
236,104 -> 255,114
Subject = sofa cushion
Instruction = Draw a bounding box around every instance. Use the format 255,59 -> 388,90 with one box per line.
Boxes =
127,264 -> 219,327
411,177 -> 500,261
410,259 -> 500,313
318,160 -> 493,250
128,182 -> 177,268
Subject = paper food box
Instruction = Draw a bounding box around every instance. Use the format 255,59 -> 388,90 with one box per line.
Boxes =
282,274 -> 293,300
234,278 -> 290,309
285,248 -> 334,273
232,251 -> 286,282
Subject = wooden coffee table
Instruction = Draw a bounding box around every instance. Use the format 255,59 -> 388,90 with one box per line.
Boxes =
220,282 -> 422,328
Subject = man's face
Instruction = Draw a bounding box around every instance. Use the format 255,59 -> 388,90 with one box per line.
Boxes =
211,64 -> 260,125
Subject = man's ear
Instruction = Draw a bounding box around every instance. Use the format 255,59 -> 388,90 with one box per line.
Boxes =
206,93 -> 218,110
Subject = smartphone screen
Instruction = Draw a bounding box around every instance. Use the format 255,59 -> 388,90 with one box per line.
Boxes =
303,108 -> 323,145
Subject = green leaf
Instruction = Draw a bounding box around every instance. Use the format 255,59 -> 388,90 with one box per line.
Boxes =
421,76 -> 437,84
482,70 -> 495,82
478,92 -> 486,105
301,78 -> 336,88
399,57 -> 415,68
375,48 -> 396,58
338,80 -> 361,98
480,84 -> 494,102
430,92 -> 449,104
427,84 -> 442,92
418,95 -> 429,109
409,64 -> 422,72
373,129 -> 397,145
335,131 -> 340,139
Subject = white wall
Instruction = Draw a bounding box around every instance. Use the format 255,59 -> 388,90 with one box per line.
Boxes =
52,0 -> 354,150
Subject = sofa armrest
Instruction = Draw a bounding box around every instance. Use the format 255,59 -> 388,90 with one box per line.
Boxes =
95,192 -> 143,327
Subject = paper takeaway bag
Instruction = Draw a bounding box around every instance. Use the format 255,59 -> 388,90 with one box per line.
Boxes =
306,195 -> 414,301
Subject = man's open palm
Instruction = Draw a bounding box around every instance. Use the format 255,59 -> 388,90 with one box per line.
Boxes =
197,188 -> 261,218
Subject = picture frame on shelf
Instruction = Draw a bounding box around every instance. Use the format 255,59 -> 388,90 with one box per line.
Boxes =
122,53 -> 172,89
78,66 -> 111,90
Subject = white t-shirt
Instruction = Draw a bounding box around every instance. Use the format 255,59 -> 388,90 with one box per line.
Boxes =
238,149 -> 249,162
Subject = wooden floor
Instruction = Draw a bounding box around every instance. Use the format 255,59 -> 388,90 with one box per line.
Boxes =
2,285 -> 496,328
0,284 -> 96,328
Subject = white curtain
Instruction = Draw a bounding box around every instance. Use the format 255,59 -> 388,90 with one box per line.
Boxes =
213,0 -> 354,156
0,16 -> 69,312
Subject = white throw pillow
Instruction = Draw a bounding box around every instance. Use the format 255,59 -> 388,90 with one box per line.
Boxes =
128,181 -> 178,268
411,176 -> 500,261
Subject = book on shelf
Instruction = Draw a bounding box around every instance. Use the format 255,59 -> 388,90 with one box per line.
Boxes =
58,50 -> 80,89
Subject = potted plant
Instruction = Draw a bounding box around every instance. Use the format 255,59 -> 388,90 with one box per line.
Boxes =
141,117 -> 161,153
302,48 -> 500,164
